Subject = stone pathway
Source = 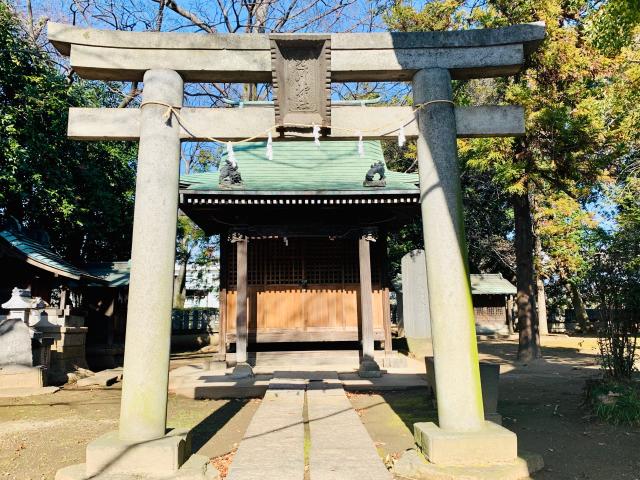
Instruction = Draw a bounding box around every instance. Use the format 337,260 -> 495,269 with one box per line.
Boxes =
308,375 -> 392,480
226,372 -> 392,480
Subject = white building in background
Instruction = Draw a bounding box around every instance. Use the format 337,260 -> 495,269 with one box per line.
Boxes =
174,263 -> 219,309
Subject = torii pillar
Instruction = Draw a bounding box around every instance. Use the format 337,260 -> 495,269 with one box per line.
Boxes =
411,68 -> 518,465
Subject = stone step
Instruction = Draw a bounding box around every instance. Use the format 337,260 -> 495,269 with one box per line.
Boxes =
226,372 -> 392,480
225,350 -> 406,368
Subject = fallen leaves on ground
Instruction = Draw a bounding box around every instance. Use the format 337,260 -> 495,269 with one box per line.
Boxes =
210,448 -> 237,479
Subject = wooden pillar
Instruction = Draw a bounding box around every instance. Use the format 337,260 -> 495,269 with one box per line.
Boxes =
218,237 -> 228,358
231,234 -> 252,378
358,232 -> 381,377
218,289 -> 227,356
380,232 -> 393,354
383,288 -> 392,354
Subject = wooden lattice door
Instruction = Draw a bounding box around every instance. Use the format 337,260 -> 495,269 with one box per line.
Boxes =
224,237 -> 386,342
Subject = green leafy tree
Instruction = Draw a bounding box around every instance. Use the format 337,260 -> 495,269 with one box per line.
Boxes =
0,2 -> 136,261
536,193 -> 598,331
383,0 -> 637,361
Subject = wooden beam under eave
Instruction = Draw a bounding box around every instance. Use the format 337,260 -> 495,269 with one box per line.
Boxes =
67,105 -> 524,141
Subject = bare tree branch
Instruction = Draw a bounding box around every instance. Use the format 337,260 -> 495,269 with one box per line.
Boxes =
151,0 -> 216,33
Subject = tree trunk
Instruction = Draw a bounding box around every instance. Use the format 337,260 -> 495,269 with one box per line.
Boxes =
566,282 -> 589,333
514,191 -> 542,361
173,250 -> 188,308
533,217 -> 549,335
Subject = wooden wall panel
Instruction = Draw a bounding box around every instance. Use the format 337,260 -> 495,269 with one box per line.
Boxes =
223,236 -> 387,342
224,284 -> 384,340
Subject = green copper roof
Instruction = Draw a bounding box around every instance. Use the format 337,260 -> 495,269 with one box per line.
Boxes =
84,261 -> 131,287
470,274 -> 516,295
0,230 -> 96,281
180,140 -> 419,193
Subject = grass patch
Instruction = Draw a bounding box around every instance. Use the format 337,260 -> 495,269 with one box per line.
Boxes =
584,379 -> 640,426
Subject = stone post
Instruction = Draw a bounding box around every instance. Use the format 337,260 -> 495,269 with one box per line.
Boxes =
401,249 -> 432,358
119,69 -> 183,442
358,232 -> 381,377
412,68 -> 518,466
231,235 -> 253,378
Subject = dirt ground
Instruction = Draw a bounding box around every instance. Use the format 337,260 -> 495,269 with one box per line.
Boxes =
351,336 -> 640,480
0,385 -> 260,480
1,336 -> 638,480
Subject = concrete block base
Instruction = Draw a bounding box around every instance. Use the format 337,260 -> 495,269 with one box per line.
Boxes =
358,359 -> 382,378
55,454 -> 218,480
86,429 -> 189,476
414,421 -> 517,466
55,430 -> 218,480
393,448 -> 543,480
0,365 -> 45,389
231,362 -> 254,379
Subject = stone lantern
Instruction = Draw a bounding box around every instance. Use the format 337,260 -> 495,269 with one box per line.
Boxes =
0,288 -> 53,390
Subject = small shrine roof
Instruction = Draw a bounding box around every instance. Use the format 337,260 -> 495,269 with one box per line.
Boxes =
470,274 -> 517,295
0,230 -> 100,282
180,140 -> 419,195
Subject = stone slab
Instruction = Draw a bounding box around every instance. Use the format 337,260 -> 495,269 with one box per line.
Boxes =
76,369 -> 122,387
55,454 -> 218,480
0,386 -> 59,398
226,389 -> 305,480
308,383 -> 392,479
340,372 -> 429,392
168,361 -> 429,399
85,429 -> 190,476
393,449 -> 543,480
414,421 -> 517,466
0,365 -> 45,389
0,318 -> 33,366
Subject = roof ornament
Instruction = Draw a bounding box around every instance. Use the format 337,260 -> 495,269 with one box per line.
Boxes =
218,147 -> 243,188
363,161 -> 386,188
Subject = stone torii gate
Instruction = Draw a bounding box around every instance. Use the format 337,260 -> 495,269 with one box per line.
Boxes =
49,22 -> 545,480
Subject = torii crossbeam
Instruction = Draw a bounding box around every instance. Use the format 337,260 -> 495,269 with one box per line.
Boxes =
49,22 -> 545,480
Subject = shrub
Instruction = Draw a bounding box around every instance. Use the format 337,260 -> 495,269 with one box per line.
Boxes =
584,379 -> 640,426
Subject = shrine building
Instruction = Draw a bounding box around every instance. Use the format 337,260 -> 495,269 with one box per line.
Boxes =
180,140 -> 419,358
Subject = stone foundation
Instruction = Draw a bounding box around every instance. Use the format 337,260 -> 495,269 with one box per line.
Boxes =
0,364 -> 45,389
55,430 -> 218,480
414,421 -> 517,466
393,448 -> 544,480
